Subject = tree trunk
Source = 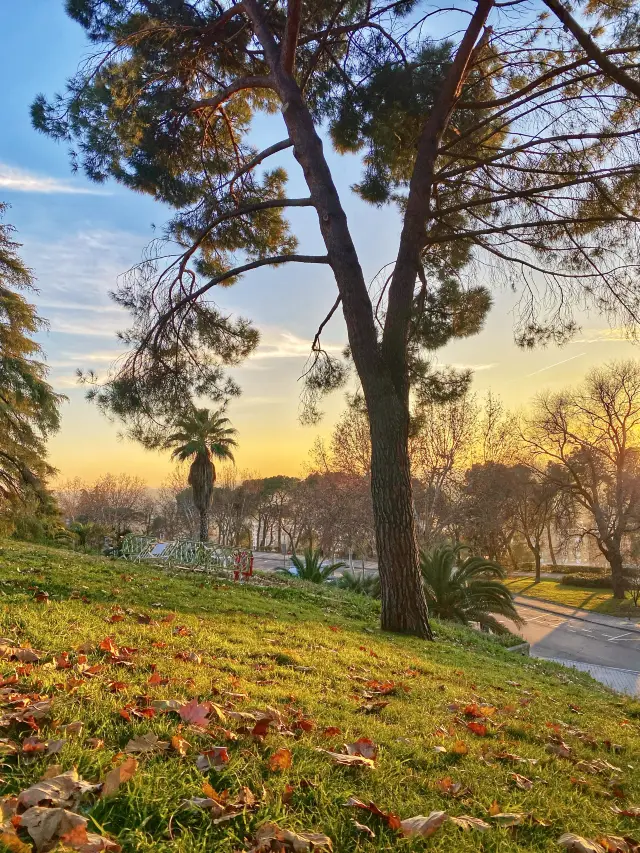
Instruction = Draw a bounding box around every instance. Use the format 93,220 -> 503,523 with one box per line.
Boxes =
534,548 -> 541,583
199,508 -> 209,543
546,522 -> 557,567
609,548 -> 626,599
369,396 -> 433,639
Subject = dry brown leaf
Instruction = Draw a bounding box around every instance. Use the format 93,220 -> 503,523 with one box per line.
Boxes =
597,837 -> 640,853
101,757 -> 138,798
558,833 -> 606,853
248,821 -> 333,852
18,806 -> 87,850
316,749 -> 375,768
345,738 -> 377,760
179,698 -> 210,728
400,811 -> 448,838
489,812 -> 525,827
60,823 -> 122,852
124,733 -> 169,754
449,815 -> 491,832
344,797 -> 401,829
17,769 -> 99,809
195,747 -> 230,771
171,734 -> 191,755
268,747 -> 293,772
511,772 -> 533,790
611,806 -> 640,818
352,820 -> 375,839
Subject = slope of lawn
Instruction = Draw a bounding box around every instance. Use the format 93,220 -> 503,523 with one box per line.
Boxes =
506,578 -> 640,619
1,539 -> 639,853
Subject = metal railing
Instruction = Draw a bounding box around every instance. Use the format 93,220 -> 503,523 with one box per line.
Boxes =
120,534 -> 252,574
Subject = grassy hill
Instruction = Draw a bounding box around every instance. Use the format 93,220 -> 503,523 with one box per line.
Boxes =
1,539 -> 639,852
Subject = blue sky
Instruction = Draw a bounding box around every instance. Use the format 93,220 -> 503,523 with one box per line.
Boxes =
1,2 -> 637,485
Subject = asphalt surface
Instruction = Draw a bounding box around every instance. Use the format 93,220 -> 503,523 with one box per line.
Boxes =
503,600 -> 640,672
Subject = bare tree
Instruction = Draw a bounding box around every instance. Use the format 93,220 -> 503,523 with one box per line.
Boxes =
525,360 -> 640,598
79,473 -> 149,543
512,465 -> 558,582
55,478 -> 87,523
411,395 -> 478,545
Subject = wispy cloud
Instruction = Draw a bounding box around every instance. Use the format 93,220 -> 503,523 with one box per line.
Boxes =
448,362 -> 497,372
251,331 -> 343,361
526,352 -> 586,378
571,328 -> 632,344
0,162 -> 106,195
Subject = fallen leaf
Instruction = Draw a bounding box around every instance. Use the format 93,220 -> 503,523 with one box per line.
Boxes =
345,738 -> 377,760
452,741 -> 469,755
60,823 -> 122,852
611,806 -> 640,818
597,837 -> 640,853
400,811 -> 448,838
489,812 -> 526,827
151,698 -> 183,713
268,747 -> 293,772
147,671 -> 169,686
101,757 -> 138,798
322,727 -> 341,737
352,820 -> 375,839
317,749 -> 375,768
19,806 -> 86,850
511,772 -> 534,790
98,637 -> 119,655
247,821 -> 332,852
124,733 -> 169,754
449,815 -> 491,832
466,721 -> 488,737
344,797 -> 401,829
196,747 -> 230,771
18,770 -> 99,809
558,833 -> 606,853
546,741 -> 572,759
171,734 -> 191,755
179,698 -> 210,728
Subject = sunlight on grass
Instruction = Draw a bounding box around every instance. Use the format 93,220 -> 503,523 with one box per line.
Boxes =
1,540 -> 639,852
505,578 -> 640,618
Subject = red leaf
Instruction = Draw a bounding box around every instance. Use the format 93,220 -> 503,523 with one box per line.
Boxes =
466,722 -> 488,736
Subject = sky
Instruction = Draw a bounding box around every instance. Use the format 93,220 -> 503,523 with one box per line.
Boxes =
1,2 -> 639,487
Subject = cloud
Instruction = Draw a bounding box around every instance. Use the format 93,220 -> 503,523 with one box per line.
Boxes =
448,362 -> 497,372
250,331 -> 343,361
0,162 -> 107,195
571,328 -> 633,344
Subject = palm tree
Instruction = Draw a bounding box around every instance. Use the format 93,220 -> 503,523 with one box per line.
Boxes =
420,544 -> 523,634
284,547 -> 347,583
165,408 -> 237,542
338,570 -> 381,598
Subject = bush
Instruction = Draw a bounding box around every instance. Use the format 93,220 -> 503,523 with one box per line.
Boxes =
519,562 -> 606,575
560,573 -> 613,588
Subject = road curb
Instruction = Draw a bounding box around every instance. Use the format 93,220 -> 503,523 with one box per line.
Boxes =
515,595 -> 640,636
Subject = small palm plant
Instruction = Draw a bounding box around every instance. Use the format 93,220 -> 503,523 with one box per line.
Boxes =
420,544 -> 523,634
165,408 -> 237,542
338,570 -> 381,598
285,547 -> 346,583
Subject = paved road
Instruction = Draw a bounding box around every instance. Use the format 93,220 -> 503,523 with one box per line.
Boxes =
502,600 -> 640,671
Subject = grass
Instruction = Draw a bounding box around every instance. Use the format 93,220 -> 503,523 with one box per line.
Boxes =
505,577 -> 640,619
0,538 -> 639,853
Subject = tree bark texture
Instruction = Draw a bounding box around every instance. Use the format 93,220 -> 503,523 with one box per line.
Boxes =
369,398 -> 434,638
608,548 -> 626,599
199,508 -> 209,543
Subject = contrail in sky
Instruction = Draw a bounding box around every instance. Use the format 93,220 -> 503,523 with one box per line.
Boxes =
525,352 -> 587,378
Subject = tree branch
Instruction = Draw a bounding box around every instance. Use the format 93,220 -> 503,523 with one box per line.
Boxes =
543,0 -> 640,99
228,138 -> 293,187
312,294 -> 342,351
382,0 -> 495,386
188,75 -> 274,112
281,0 -> 303,73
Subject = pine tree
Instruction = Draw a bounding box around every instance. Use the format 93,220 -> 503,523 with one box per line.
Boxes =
33,0 -> 640,636
0,204 -> 62,517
